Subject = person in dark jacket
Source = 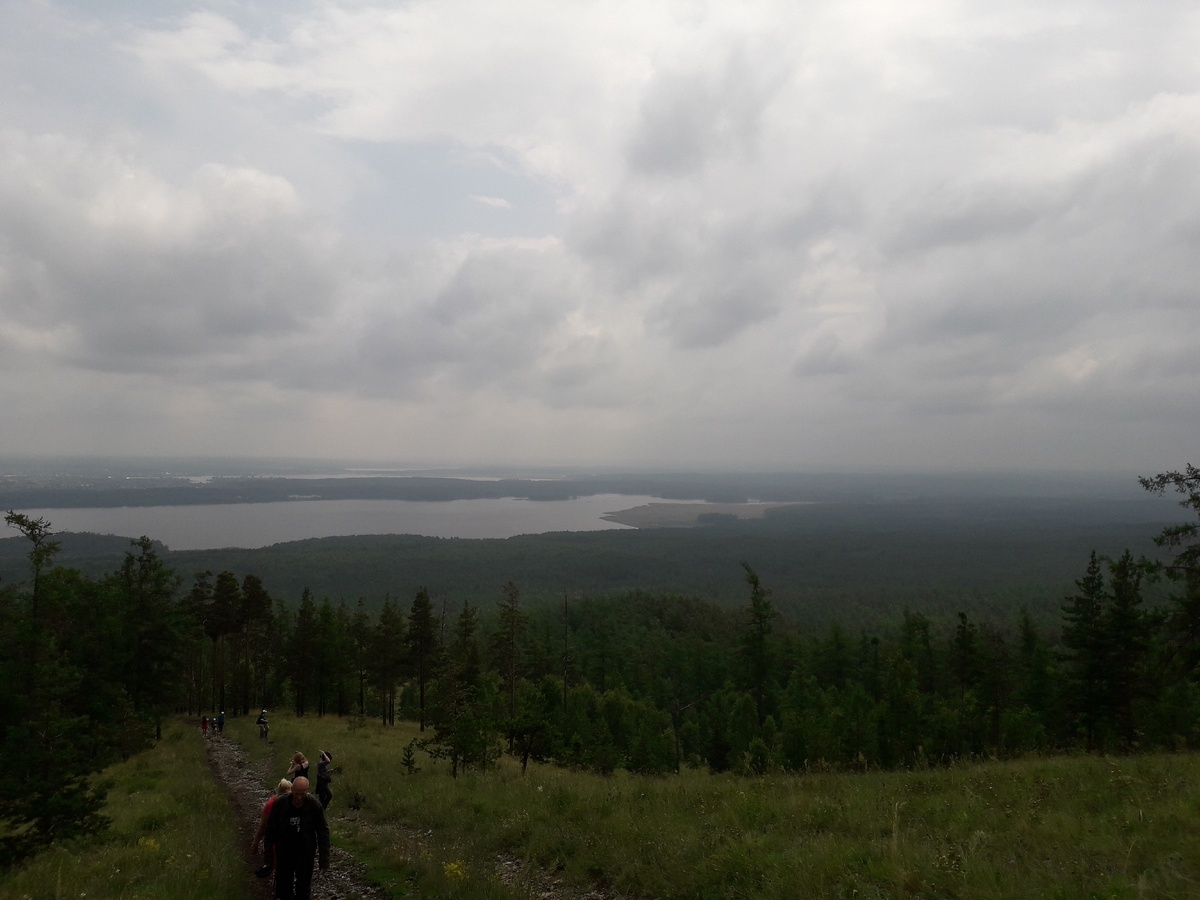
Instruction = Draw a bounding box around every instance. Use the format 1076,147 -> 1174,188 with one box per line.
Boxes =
315,751 -> 333,809
264,776 -> 329,899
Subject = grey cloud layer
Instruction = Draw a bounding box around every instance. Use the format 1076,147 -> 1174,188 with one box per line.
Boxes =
1,0 -> 1198,469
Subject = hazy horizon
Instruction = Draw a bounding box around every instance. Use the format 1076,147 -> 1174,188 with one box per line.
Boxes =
0,452 -> 1170,481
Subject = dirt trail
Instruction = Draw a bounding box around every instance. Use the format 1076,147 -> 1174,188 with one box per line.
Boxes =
203,728 -> 620,900
202,730 -> 395,899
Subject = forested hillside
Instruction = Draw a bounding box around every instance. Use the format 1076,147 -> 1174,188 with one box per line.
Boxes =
2,467 -> 1198,873
0,491 -> 1174,630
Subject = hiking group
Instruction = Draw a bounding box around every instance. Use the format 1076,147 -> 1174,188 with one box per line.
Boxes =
200,711 -> 337,899
251,746 -> 337,899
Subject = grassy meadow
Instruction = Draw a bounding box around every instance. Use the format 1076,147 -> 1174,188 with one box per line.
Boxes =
3,712 -> 1199,898
230,712 -> 1200,899
0,720 -> 246,900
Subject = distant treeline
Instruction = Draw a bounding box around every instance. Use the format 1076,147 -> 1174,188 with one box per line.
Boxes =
0,495 -> 1175,632
2,466 -> 1198,869
0,468 -> 1178,508
3,470 -> 907,507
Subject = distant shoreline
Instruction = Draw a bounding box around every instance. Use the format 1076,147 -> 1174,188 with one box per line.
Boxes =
601,501 -> 808,528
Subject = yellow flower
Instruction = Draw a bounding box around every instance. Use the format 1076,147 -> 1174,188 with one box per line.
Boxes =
443,860 -> 467,880
137,837 -> 160,853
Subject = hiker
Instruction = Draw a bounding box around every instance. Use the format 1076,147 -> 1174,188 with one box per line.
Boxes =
217,710 -> 225,734
316,751 -> 333,809
257,709 -> 269,739
201,715 -> 209,738
263,776 -> 329,899
251,778 -> 292,877
287,751 -> 310,780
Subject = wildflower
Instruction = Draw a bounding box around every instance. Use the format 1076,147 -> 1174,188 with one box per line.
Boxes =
444,860 -> 467,880
137,837 -> 160,853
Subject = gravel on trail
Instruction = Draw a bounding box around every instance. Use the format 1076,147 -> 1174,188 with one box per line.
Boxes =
202,730 -> 395,899
202,729 -> 621,900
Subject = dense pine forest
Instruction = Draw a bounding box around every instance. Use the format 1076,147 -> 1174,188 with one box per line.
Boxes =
3,466 -> 1200,872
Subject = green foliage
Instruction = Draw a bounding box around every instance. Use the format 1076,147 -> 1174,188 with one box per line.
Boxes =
0,721 -> 248,899
8,464 -> 1200,881
12,710 -> 1200,899
408,586 -> 439,732
425,601 -> 502,777
402,739 -> 420,775
286,713 -> 1200,899
0,515 -> 186,869
6,486 -> 1166,633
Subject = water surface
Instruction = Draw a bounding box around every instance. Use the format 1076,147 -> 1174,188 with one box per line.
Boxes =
16,494 -> 662,551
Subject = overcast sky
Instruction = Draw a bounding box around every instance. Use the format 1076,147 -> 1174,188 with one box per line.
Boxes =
2,1 -> 1197,473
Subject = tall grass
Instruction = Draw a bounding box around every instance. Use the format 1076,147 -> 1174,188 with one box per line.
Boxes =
0,720 -> 247,899
230,712 -> 1200,898
10,712 -> 1200,898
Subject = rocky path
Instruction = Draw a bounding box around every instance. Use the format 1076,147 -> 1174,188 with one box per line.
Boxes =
202,730 -> 395,899
203,729 -> 622,900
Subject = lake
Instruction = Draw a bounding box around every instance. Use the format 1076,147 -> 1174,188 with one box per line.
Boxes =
15,494 -> 670,551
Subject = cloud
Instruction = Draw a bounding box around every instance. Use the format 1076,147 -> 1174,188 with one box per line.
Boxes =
625,37 -> 791,176
0,131 -> 334,378
2,0 -> 1200,470
469,194 -> 511,208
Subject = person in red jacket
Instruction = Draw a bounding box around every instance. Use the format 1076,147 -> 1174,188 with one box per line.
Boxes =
251,779 -> 292,877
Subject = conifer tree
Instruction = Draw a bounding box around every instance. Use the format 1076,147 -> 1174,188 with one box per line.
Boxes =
370,598 -> 405,725
427,601 -> 498,776
407,587 -> 439,731
1061,551 -> 1108,749
1140,464 -> 1200,576
289,588 -> 318,716
491,581 -> 528,748
313,598 -> 339,716
1104,550 -> 1153,749
206,571 -> 241,713
238,573 -> 274,715
112,537 -> 184,739
350,598 -> 374,716
738,563 -> 777,725
0,513 -> 108,869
